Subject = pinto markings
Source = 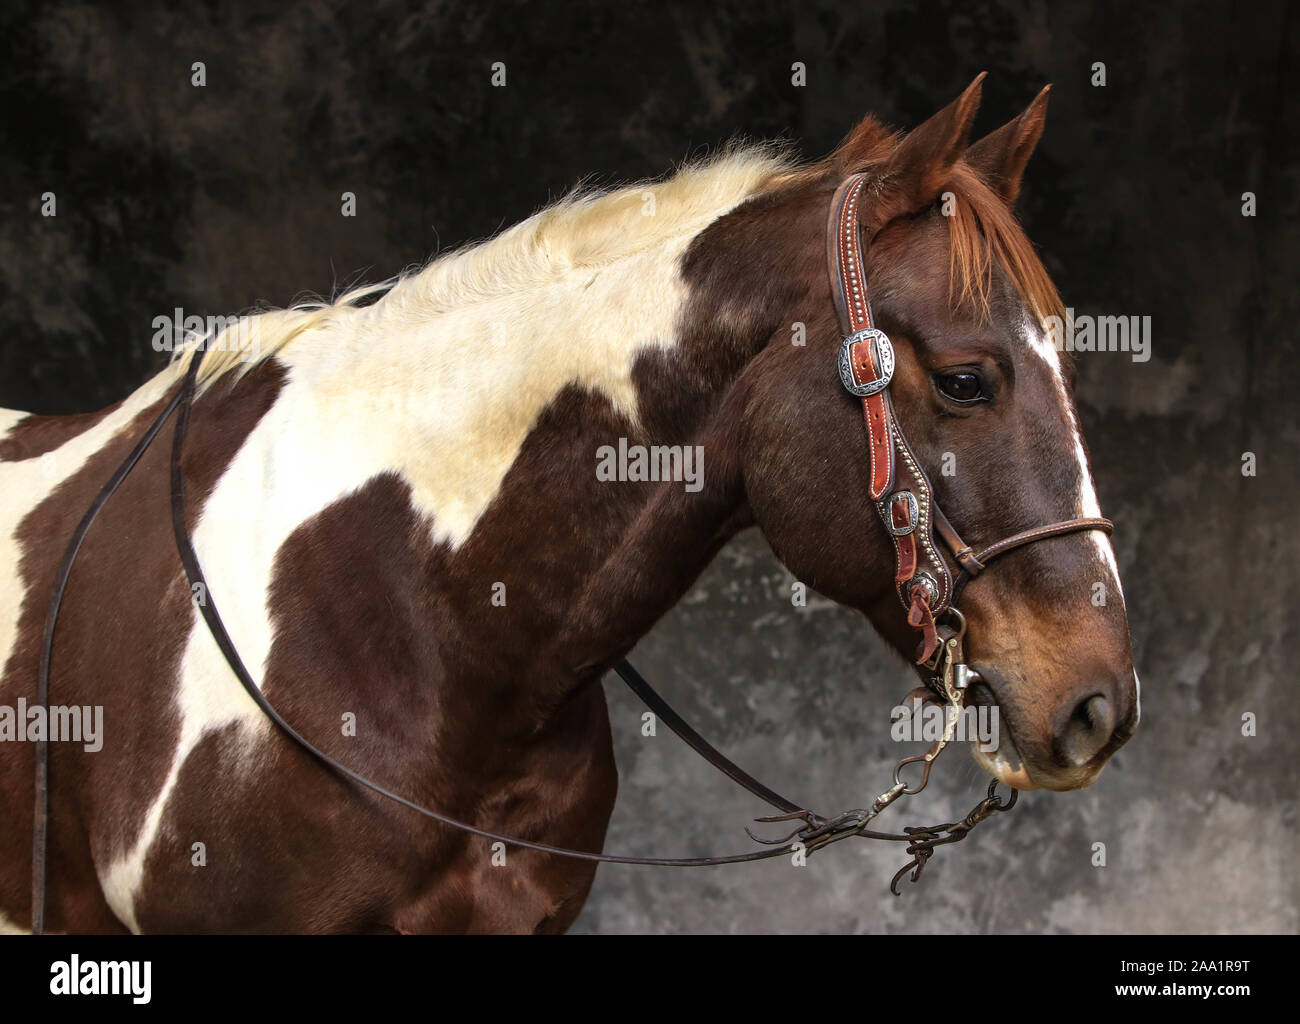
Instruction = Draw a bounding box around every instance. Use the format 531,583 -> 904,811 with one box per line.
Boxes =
95,153 -> 788,929
0,378 -> 185,728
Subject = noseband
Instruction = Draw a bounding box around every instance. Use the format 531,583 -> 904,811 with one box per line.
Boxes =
29,172 -> 1113,933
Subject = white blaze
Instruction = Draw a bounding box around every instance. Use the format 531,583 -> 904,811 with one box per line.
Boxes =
1020,315 -> 1125,604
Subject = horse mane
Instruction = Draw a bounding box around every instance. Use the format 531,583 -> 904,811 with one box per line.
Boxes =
168,141 -> 797,394
160,131 -> 1060,396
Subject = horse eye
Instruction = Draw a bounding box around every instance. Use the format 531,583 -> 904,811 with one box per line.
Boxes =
934,371 -> 985,404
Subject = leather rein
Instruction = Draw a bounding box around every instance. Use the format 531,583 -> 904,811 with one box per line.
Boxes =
29,171 -> 1112,933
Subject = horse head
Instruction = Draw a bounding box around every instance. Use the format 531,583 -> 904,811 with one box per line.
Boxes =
706,77 -> 1138,791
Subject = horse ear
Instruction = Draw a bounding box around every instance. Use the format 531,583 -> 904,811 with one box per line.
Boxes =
964,84 -> 1050,204
862,72 -> 986,233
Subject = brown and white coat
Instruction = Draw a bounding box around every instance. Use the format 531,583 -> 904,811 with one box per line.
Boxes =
0,80 -> 1137,933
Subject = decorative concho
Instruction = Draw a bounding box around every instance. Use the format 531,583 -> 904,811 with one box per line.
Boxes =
906,572 -> 939,605
837,328 -> 894,397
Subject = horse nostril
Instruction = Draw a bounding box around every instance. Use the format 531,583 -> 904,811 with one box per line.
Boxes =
1055,693 -> 1114,768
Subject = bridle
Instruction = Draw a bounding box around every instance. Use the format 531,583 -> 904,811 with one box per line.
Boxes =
828,173 -> 1111,661
29,170 -> 1112,934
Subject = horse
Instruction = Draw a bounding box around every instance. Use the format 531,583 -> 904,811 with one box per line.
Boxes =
0,75 -> 1138,934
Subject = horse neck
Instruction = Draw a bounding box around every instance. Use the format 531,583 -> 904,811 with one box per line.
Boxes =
294,233 -> 729,539
256,180 -> 823,703
534,230 -> 829,677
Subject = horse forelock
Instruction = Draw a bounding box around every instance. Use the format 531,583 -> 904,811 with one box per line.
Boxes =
942,161 -> 1064,327
809,116 -> 1065,330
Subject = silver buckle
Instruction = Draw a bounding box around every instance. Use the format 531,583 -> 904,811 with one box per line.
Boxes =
884,490 -> 919,536
838,328 -> 894,397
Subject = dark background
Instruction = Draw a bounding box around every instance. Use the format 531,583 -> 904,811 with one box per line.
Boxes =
1,1 -> 1295,932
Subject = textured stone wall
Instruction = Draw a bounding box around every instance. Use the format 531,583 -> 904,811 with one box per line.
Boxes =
1,1 -> 1294,933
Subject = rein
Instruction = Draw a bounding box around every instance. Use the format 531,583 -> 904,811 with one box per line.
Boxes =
29,171 -> 1111,934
